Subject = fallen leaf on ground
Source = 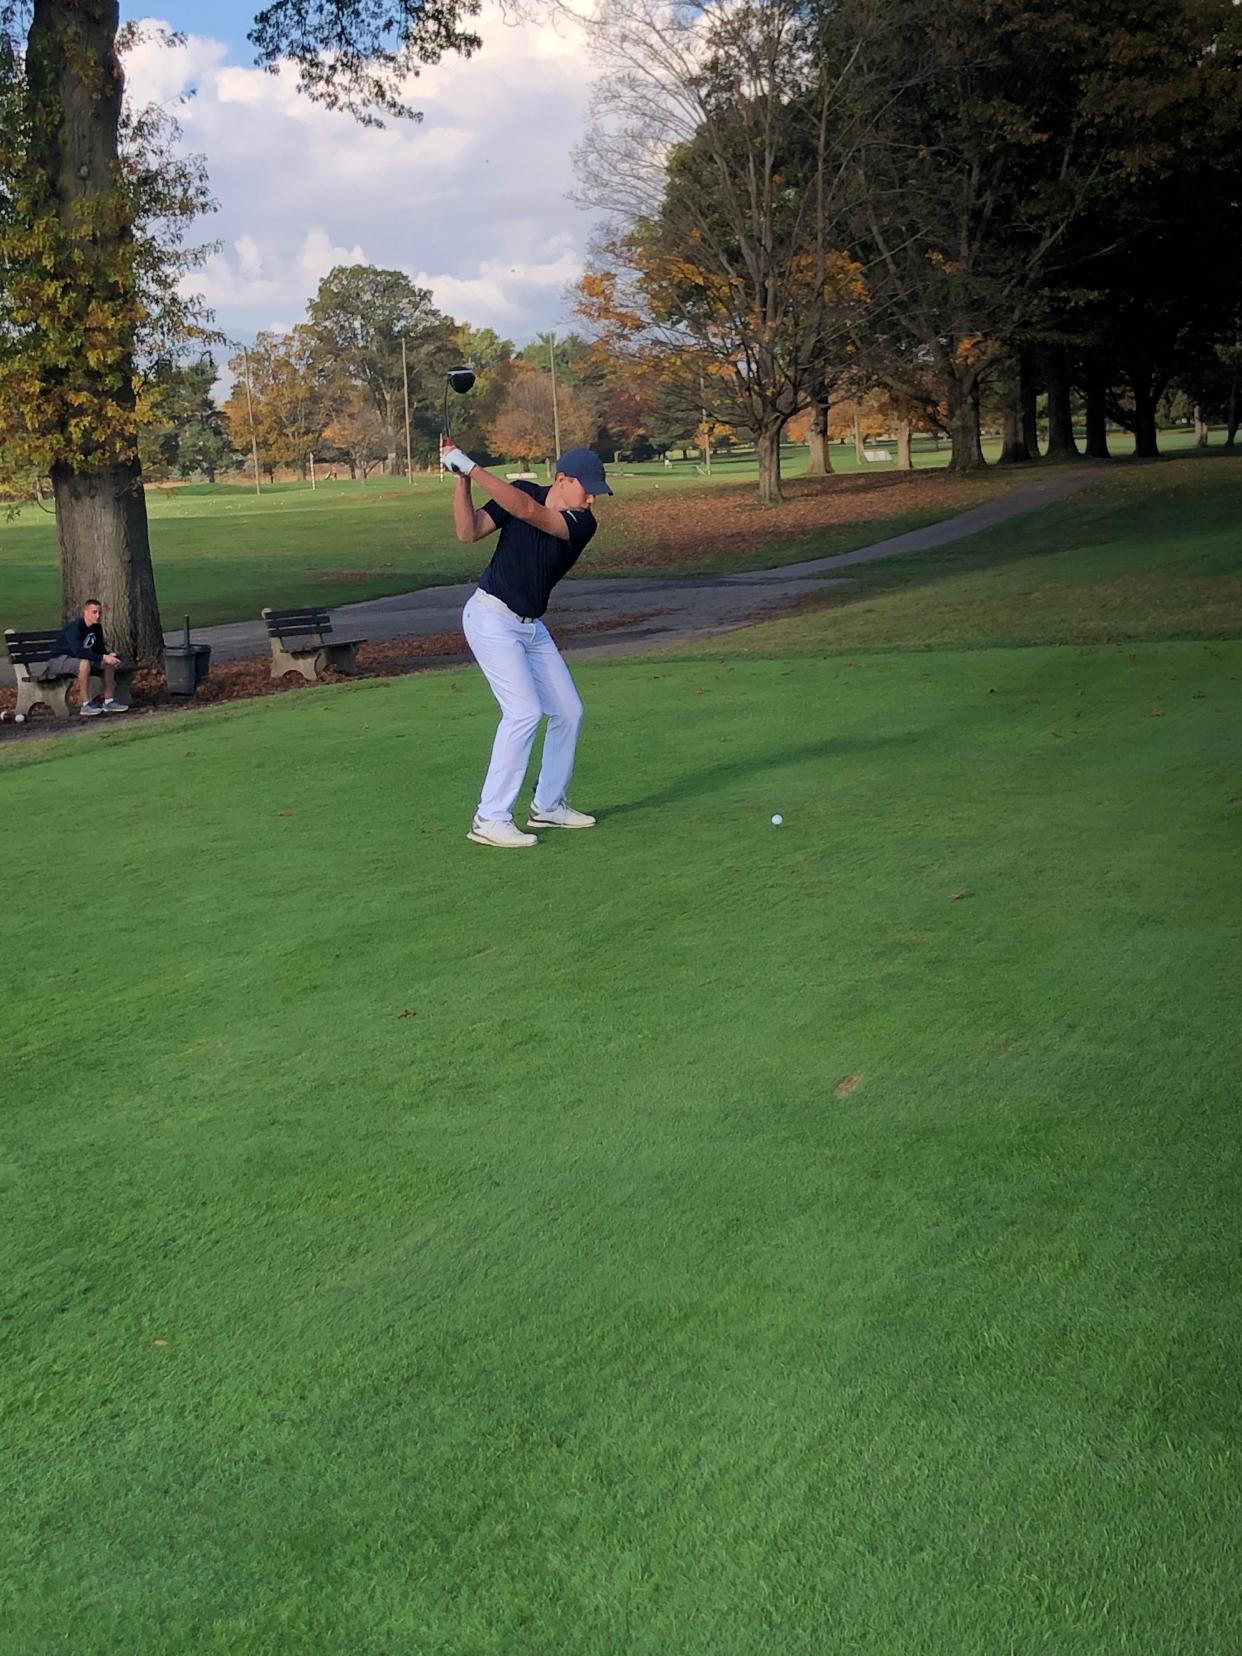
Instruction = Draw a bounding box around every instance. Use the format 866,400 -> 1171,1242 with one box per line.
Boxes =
1150,708 -> 1165,717
834,1074 -> 863,1098
398,1009 -> 419,1019
278,811 -> 296,817
949,888 -> 973,901
153,1339 -> 168,1347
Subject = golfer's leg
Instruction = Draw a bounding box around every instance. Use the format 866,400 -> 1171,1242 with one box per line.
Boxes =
103,663 -> 115,698
462,598 -> 543,822
76,660 -> 91,703
527,623 -> 584,811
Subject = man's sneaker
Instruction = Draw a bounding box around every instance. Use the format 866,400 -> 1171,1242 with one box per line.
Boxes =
79,698 -> 104,717
467,817 -> 538,849
101,698 -> 129,714
528,800 -> 596,829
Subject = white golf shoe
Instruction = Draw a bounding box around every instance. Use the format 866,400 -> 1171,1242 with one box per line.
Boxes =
467,816 -> 538,849
527,801 -> 596,830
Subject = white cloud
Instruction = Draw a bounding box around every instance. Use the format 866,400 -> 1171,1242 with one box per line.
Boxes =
125,6 -> 601,345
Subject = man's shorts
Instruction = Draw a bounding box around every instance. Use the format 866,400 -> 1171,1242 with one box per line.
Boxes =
48,655 -> 93,676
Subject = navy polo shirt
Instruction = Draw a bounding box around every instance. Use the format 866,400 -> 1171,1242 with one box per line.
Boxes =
478,481 -> 597,620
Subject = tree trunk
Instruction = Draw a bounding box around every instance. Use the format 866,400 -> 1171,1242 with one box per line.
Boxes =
895,420 -> 912,470
54,460 -> 161,653
27,0 -> 163,665
852,409 -> 865,464
1193,406 -> 1209,448
1083,350 -> 1110,459
1227,376 -> 1239,447
997,364 -> 1030,465
1042,346 -> 1079,460
1132,386 -> 1161,458
946,380 -> 985,472
756,420 -> 785,506
1019,349 -> 1041,460
806,399 -> 832,476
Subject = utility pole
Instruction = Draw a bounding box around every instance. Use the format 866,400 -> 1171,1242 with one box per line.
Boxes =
401,336 -> 414,483
548,330 -> 562,460
700,376 -> 711,474
241,348 -> 261,496
309,451 -> 316,491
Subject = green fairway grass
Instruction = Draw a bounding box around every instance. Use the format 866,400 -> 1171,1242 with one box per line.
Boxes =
0,427 -> 1228,631
4,451 -> 1240,1652
3,621 -> 1241,1645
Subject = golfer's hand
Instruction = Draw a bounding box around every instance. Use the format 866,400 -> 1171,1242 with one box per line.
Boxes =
440,440 -> 476,477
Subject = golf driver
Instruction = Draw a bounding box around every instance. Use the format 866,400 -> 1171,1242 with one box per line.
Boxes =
442,365 -> 476,436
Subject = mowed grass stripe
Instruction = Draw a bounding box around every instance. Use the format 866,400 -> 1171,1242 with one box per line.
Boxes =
1,640 -> 1239,1653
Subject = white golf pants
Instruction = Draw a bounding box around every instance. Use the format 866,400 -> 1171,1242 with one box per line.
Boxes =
462,589 -> 584,822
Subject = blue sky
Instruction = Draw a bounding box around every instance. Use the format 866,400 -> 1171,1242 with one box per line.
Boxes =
120,6 -> 600,352
124,1 -> 251,46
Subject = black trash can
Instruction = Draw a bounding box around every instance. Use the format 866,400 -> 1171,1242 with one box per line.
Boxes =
166,616 -> 211,696
165,645 -> 197,695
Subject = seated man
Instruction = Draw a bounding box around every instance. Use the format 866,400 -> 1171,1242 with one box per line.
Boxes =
50,599 -> 128,716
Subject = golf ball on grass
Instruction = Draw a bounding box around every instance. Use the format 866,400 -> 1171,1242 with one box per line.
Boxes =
771,814 -> 783,826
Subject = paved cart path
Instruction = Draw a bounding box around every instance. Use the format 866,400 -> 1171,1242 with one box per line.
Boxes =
2,470 -> 1093,685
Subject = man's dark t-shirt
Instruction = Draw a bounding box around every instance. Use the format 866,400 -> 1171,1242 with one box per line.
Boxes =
478,482 -> 597,620
52,617 -> 107,665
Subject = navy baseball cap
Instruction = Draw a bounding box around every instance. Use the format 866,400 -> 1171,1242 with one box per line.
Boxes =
555,447 -> 612,495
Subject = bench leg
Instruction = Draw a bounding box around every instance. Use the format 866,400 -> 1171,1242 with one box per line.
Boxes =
16,676 -> 70,719
318,644 -> 361,677
269,643 -> 318,683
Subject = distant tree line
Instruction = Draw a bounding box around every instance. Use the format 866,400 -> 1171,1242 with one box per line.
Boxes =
552,0 -> 1242,501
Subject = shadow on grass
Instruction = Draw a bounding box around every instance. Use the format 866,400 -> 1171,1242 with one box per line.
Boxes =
602,733 -> 918,817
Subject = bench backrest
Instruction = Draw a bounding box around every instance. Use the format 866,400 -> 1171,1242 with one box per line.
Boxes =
262,606 -> 333,642
4,628 -> 62,668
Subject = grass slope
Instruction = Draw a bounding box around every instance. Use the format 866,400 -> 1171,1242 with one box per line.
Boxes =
2,625 -> 1241,1650
703,451 -> 1242,657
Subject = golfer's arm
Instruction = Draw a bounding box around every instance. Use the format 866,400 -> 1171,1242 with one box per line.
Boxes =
466,465 -> 571,541
452,477 -> 494,543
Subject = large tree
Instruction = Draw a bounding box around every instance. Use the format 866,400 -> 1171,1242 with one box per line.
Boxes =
0,1 -> 479,662
570,0 -> 874,505
308,264 -> 456,474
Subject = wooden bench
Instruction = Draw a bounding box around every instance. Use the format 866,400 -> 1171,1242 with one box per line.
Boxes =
863,446 -> 893,463
261,606 -> 367,683
4,629 -> 134,719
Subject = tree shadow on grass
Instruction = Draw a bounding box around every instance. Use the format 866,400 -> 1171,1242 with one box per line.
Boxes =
602,733 -> 919,817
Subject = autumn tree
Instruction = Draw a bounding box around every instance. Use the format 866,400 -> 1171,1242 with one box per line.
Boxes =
323,390 -> 389,482
0,16 -> 214,659
487,361 -> 595,469
567,0 -> 874,505
0,1 -> 479,663
223,329 -> 325,479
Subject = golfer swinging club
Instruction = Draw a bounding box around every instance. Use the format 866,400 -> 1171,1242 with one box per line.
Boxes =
440,433 -> 611,848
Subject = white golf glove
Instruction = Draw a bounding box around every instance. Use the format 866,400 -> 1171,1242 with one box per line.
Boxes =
441,445 -> 476,476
